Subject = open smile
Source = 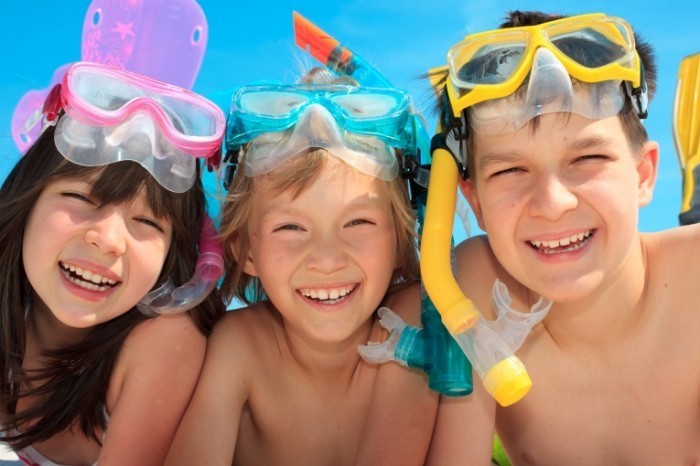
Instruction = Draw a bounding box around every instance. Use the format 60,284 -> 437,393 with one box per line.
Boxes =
59,261 -> 120,292
528,230 -> 594,255
298,284 -> 358,305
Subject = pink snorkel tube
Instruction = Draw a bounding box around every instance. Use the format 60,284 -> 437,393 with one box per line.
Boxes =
138,215 -> 224,315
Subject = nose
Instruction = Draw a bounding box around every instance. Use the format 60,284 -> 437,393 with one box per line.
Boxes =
84,208 -> 128,256
527,174 -> 578,220
305,230 -> 349,274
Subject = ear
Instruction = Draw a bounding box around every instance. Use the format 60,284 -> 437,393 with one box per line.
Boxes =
636,141 -> 659,207
458,177 -> 486,231
229,240 -> 258,277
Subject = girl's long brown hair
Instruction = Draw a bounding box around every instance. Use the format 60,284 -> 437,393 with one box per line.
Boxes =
0,123 -> 224,449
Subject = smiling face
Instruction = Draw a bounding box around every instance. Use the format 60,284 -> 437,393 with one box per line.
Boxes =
240,156 -> 398,344
460,112 -> 658,302
22,175 -> 172,330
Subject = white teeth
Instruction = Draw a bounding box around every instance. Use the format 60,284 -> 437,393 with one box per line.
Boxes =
60,262 -> 118,287
530,231 -> 592,252
301,286 -> 354,303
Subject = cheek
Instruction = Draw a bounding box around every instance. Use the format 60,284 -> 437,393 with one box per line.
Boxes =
478,194 -> 518,231
135,239 -> 172,285
362,230 -> 399,273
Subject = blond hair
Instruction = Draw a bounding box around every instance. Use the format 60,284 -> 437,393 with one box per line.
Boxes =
219,147 -> 419,304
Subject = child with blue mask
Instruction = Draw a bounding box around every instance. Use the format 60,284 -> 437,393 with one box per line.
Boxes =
166,68 -> 439,465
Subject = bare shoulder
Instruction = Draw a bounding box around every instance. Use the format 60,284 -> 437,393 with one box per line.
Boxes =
120,313 -> 206,368
455,235 -> 500,287
455,233 -> 492,258
643,226 -> 700,300
454,235 -> 513,316
211,302 -> 278,346
103,313 -> 212,463
643,226 -> 700,326
382,282 -> 421,326
109,313 -> 207,401
644,224 -> 700,265
206,302 -> 282,373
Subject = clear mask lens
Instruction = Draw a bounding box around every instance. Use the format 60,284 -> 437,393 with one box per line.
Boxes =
468,48 -> 625,135
243,103 -> 398,180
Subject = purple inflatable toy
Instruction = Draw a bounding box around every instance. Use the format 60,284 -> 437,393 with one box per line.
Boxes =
11,0 -> 208,153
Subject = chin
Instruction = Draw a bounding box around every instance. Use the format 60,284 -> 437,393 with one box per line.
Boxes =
523,273 -> 602,303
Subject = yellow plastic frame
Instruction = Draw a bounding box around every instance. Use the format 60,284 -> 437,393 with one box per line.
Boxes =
445,13 -> 640,117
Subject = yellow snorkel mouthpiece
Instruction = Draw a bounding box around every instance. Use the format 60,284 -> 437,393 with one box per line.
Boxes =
420,142 -> 532,407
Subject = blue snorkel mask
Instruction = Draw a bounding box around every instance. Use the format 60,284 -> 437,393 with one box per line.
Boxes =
290,12 -> 471,397
223,84 -> 428,195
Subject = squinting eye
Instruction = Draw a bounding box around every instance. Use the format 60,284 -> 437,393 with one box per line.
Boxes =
273,224 -> 304,232
490,166 -> 523,177
345,218 -> 374,227
575,154 -> 609,162
136,217 -> 166,233
62,191 -> 94,204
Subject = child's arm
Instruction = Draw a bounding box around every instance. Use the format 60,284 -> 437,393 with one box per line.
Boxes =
426,377 -> 497,465
96,313 -> 207,465
425,235 -> 507,464
354,284 -> 440,466
164,313 -> 248,465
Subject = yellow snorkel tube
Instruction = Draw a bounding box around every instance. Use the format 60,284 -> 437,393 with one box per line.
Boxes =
420,69 -> 532,407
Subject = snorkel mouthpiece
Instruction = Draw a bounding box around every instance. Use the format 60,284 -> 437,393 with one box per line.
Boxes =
421,138 -> 535,407
138,215 -> 224,316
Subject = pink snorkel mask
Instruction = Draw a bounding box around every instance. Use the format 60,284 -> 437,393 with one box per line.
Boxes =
42,62 -> 225,315
47,61 -> 224,193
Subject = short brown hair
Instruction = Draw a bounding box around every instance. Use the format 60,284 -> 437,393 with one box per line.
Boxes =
429,10 -> 657,178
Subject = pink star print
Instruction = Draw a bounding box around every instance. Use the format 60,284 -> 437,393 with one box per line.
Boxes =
111,21 -> 135,40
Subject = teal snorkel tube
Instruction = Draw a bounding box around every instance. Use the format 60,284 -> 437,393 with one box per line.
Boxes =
293,11 -> 472,396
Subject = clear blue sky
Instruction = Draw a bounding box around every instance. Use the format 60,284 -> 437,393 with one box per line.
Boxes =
1,0 -> 698,234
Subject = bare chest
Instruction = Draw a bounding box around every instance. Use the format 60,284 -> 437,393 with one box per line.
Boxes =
234,370 -> 375,466
499,335 -> 700,465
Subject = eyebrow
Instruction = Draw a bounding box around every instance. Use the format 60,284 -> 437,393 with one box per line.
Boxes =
565,135 -> 614,152
476,135 -> 615,171
476,151 -> 523,172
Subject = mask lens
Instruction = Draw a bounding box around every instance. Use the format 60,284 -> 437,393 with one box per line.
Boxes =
73,68 -> 139,111
70,65 -> 220,138
458,43 -> 526,86
449,30 -> 529,88
239,90 -> 310,117
549,23 -> 632,68
331,92 -> 402,118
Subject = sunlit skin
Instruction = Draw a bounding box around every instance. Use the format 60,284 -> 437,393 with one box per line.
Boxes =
23,177 -> 171,341
427,112 -> 700,465
462,114 -> 654,307
166,156 -> 438,466
16,175 -> 208,465
243,156 -> 399,348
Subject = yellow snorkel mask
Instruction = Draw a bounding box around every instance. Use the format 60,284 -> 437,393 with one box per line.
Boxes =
421,13 -> 648,406
446,13 -> 644,117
